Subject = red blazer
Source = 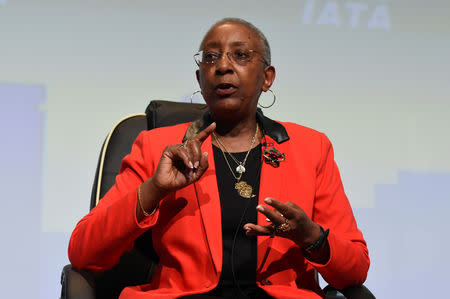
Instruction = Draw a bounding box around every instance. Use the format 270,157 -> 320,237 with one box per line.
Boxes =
69,120 -> 369,299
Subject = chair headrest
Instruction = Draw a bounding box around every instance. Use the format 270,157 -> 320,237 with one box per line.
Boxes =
145,100 -> 207,130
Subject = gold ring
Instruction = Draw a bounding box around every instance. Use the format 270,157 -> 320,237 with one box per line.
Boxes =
275,219 -> 290,234
179,140 -> 188,148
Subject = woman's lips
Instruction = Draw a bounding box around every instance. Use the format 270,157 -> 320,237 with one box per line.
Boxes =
215,84 -> 237,96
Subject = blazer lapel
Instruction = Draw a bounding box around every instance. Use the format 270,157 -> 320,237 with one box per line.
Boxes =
257,135 -> 288,271
193,135 -> 222,275
184,114 -> 291,276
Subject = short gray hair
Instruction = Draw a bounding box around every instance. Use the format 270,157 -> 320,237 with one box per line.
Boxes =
201,18 -> 271,65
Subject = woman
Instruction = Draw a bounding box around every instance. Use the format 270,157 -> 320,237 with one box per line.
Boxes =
69,18 -> 369,298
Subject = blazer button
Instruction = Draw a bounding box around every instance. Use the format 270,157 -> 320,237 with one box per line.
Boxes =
260,279 -> 272,285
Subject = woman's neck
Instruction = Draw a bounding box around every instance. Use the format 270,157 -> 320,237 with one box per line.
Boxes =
212,116 -> 262,153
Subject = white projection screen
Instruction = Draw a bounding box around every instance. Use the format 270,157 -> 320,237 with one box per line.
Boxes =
1,1 -> 449,298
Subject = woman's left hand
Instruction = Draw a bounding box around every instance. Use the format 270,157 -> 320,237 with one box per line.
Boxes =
243,197 -> 321,248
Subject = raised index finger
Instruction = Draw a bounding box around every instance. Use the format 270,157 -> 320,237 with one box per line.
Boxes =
193,122 -> 216,144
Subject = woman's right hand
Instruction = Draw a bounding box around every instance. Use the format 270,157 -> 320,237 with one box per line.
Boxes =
139,123 -> 215,207
137,122 -> 216,219
151,122 -> 216,194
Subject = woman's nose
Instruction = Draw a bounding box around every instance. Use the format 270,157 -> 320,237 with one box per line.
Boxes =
214,52 -> 234,74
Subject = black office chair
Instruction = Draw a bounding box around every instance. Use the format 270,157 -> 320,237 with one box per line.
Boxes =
60,100 -> 375,299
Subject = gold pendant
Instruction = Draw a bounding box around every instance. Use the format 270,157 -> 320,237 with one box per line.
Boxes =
235,181 -> 255,199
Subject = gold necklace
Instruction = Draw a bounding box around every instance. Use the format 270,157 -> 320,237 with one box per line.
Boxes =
213,124 -> 259,199
214,124 -> 259,175
214,135 -> 247,174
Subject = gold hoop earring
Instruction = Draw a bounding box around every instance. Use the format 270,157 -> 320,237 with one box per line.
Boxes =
258,89 -> 276,109
190,90 -> 201,104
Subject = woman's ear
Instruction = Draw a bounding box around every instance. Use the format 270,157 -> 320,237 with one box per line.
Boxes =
262,66 -> 276,92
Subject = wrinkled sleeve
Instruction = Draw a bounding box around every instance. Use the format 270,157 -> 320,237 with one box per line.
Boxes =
308,133 -> 370,289
68,131 -> 161,272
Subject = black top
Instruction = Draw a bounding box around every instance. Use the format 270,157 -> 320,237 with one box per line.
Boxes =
205,144 -> 272,299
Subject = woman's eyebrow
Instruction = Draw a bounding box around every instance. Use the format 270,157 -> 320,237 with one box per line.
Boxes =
230,41 -> 248,47
203,41 -> 249,49
203,41 -> 220,49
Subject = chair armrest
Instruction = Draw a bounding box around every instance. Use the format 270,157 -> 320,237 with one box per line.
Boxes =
60,264 -> 96,299
324,284 -> 375,299
341,285 -> 375,299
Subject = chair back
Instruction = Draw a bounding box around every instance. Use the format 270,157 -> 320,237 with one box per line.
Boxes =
90,100 -> 206,298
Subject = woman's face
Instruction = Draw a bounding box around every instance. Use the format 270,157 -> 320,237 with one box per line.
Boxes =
196,22 -> 275,120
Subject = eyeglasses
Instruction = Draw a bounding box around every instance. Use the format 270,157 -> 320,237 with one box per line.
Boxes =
194,48 -> 268,67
